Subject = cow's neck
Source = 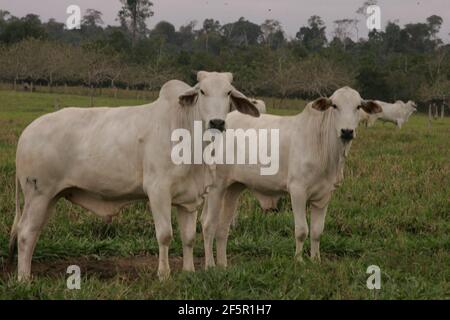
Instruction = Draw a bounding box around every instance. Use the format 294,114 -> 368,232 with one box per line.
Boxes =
170,103 -> 202,134
169,103 -> 214,197
300,107 -> 349,180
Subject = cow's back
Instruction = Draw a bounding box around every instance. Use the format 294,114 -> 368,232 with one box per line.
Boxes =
16,105 -> 157,197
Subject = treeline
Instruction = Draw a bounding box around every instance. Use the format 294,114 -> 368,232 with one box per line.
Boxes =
0,0 -> 449,105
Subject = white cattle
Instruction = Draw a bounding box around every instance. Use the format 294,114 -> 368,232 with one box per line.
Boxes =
201,87 -> 382,268
9,71 -> 259,281
360,100 -> 417,128
247,99 -> 281,212
250,99 -> 267,114
358,108 -> 378,127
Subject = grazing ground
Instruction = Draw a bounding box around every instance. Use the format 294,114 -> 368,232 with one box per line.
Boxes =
0,90 -> 448,300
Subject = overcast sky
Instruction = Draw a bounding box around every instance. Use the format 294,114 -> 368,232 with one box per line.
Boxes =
0,0 -> 449,41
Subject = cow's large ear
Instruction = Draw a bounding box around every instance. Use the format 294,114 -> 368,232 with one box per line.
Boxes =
311,97 -> 333,111
179,88 -> 198,107
230,89 -> 260,117
361,100 -> 382,114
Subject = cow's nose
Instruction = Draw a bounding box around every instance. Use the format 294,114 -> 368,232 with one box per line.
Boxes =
209,119 -> 226,132
340,129 -> 354,141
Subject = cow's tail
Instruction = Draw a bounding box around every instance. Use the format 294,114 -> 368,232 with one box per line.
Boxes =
7,173 -> 21,267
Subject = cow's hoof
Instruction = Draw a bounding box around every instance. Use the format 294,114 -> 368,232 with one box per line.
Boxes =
157,269 -> 171,281
182,265 -> 195,273
17,274 -> 32,282
294,254 -> 304,263
204,259 -> 216,270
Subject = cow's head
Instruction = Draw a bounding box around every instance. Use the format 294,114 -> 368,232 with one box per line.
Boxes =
406,100 -> 418,112
311,87 -> 382,142
402,100 -> 417,121
178,71 -> 260,132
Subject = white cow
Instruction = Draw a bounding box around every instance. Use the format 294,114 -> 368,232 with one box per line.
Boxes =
9,71 -> 259,281
358,108 -> 378,127
360,100 -> 417,128
250,99 -> 267,114
201,87 -> 382,268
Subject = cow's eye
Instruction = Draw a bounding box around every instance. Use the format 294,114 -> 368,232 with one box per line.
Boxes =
357,105 -> 361,110
228,91 -> 232,96
200,89 -> 206,95
332,104 -> 338,109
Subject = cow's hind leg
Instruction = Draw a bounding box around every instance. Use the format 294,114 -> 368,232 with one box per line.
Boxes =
17,195 -> 53,281
177,207 -> 197,272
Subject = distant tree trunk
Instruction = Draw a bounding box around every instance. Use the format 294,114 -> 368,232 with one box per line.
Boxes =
112,80 -> 118,99
434,104 -> 439,119
54,97 -> 60,110
428,104 -> 432,127
441,104 -> 445,119
90,85 -> 94,107
48,73 -> 53,93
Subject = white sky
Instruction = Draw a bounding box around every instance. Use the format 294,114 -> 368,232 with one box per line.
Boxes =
0,0 -> 449,41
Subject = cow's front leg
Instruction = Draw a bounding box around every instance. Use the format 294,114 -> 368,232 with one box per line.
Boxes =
216,185 -> 244,268
148,188 -> 173,280
310,203 -> 328,261
202,186 -> 226,269
289,186 -> 308,262
177,207 -> 197,272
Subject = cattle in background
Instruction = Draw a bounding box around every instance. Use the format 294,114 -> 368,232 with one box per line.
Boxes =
9,71 -> 260,281
201,87 -> 382,268
358,108 -> 378,127
251,99 -> 267,114
359,100 -> 417,128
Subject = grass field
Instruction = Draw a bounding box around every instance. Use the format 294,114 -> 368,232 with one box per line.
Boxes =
0,90 -> 449,299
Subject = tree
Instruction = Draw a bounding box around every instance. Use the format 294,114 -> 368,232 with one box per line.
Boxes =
118,0 -> 154,46
177,21 -> 197,50
82,9 -> 104,27
296,16 -> 327,51
201,19 -> 221,52
261,19 -> 285,49
298,55 -> 355,96
0,14 -> 47,44
150,21 -> 176,44
333,19 -> 357,50
222,17 -> 262,46
78,45 -> 121,105
427,15 -> 443,40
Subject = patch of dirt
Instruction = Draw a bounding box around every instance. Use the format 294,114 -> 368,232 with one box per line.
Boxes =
2,255 -> 205,281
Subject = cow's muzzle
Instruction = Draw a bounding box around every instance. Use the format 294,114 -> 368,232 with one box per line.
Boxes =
209,119 -> 226,132
340,129 -> 354,141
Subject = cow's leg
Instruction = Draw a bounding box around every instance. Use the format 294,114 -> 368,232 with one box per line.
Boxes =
17,195 -> 53,281
202,185 -> 226,269
289,186 -> 308,262
310,203 -> 328,261
216,185 -> 244,267
148,189 -> 173,280
177,207 -> 197,272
